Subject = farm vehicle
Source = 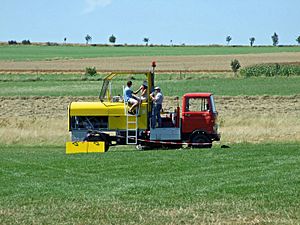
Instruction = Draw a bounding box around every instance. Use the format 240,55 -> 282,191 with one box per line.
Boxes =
66,63 -> 220,153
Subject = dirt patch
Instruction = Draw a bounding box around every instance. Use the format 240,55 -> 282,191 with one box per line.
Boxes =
1,52 -> 300,72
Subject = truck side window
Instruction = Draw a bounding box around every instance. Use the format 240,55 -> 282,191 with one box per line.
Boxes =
188,98 -> 210,112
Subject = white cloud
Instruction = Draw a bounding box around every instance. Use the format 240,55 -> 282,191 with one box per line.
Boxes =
82,0 -> 112,14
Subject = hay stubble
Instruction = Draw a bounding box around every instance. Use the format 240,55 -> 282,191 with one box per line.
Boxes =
1,96 -> 299,145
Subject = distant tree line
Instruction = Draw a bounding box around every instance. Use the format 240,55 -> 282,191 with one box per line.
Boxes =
8,40 -> 31,45
227,33 -> 300,46
6,33 -> 300,46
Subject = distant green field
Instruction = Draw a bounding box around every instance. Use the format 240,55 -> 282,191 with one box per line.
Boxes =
0,143 -> 299,224
1,45 -> 300,61
0,74 -> 299,96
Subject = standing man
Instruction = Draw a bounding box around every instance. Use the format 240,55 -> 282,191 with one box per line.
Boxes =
150,86 -> 164,128
124,81 -> 140,114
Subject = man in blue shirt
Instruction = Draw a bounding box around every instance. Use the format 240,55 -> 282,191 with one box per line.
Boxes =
124,80 -> 140,114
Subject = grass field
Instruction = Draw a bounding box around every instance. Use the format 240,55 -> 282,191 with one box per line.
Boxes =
0,143 -> 299,224
1,45 -> 300,61
0,46 -> 299,224
0,74 -> 299,97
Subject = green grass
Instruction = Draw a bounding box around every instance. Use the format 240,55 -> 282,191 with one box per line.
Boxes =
1,45 -> 300,61
0,74 -> 300,96
0,143 -> 299,224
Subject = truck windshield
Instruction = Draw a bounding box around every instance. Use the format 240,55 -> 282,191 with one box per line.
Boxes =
210,95 -> 217,113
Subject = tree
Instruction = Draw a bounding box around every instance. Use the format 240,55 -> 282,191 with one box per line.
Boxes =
271,32 -> 279,46
21,40 -> 31,45
109,35 -> 116,44
85,67 -> 97,76
143,37 -> 149,46
296,36 -> 300,45
231,59 -> 241,76
226,36 -> 232,45
249,37 -> 255,47
85,34 -> 92,45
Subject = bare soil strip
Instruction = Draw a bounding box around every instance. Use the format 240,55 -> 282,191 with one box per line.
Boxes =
0,96 -> 299,144
1,52 -> 300,73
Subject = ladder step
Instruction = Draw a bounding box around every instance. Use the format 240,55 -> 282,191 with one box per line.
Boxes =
128,122 -> 137,124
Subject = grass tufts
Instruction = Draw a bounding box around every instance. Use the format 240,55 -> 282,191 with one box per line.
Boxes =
240,63 -> 300,77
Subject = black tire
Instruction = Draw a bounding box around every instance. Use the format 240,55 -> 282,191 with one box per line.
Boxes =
190,133 -> 212,148
162,143 -> 182,149
99,134 -> 110,152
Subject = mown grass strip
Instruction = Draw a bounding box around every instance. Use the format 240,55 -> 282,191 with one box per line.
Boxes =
0,75 -> 300,96
1,45 -> 300,61
0,143 -> 299,224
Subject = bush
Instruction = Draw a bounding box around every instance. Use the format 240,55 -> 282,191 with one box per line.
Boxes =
230,59 -> 241,76
240,64 -> 300,77
22,40 -> 31,45
46,42 -> 59,46
8,40 -> 17,45
85,67 -> 97,76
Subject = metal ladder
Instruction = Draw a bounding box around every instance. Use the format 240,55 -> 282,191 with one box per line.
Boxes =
126,111 -> 138,145
123,96 -> 139,145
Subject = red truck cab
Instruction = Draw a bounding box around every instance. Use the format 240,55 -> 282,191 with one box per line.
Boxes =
181,93 -> 220,146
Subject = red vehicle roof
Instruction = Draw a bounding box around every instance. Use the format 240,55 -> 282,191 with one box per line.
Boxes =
183,93 -> 212,98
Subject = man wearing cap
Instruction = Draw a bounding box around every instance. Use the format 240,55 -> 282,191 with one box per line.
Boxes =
150,86 -> 164,128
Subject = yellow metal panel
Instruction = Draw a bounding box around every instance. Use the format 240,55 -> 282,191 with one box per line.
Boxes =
108,103 -> 148,130
66,142 -> 88,154
87,141 -> 105,153
69,102 -> 109,116
108,115 -> 147,129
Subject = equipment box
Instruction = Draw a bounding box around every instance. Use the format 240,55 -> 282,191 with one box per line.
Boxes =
66,142 -> 105,154
87,141 -> 105,153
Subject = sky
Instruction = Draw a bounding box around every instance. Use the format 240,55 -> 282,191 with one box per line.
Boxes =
1,0 -> 299,45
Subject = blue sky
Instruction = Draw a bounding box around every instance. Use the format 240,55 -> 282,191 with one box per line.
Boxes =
1,0 -> 299,45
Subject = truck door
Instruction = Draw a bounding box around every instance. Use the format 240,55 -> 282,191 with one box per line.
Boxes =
182,96 -> 213,134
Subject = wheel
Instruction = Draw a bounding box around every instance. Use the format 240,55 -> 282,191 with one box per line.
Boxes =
190,133 -> 212,148
162,143 -> 182,149
99,134 -> 110,152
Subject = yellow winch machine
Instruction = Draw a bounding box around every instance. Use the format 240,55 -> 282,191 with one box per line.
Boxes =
66,68 -> 155,154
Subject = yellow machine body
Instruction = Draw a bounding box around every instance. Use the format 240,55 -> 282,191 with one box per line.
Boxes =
69,101 -> 148,130
66,70 -> 155,154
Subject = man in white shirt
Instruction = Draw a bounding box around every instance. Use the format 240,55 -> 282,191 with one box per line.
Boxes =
150,86 -> 164,128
